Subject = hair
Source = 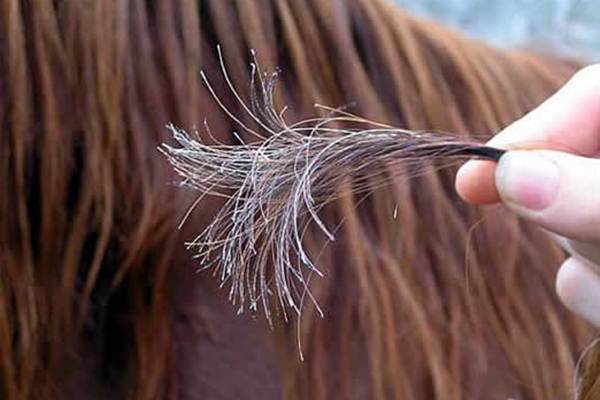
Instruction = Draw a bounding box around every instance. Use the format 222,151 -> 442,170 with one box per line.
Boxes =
161,57 -> 507,324
0,0 -> 595,399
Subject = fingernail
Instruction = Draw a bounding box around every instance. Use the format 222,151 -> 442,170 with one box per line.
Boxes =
495,151 -> 559,210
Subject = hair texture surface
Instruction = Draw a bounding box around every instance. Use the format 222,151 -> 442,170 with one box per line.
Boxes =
162,55 -> 506,324
0,0 -> 597,399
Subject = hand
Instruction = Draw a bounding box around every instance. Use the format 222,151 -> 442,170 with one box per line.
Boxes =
455,65 -> 600,326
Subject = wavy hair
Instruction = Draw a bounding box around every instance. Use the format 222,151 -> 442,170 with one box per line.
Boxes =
0,0 -> 594,399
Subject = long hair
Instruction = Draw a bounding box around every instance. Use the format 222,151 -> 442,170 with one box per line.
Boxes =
0,0 -> 594,399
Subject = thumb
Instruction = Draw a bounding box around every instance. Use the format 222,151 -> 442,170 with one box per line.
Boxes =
495,150 -> 600,244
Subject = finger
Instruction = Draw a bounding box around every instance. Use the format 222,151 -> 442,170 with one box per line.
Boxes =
490,64 -> 600,153
455,160 -> 498,204
556,256 -> 600,327
456,64 -> 600,204
495,150 -> 600,243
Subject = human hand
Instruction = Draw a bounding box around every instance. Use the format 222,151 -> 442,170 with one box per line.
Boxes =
455,65 -> 600,325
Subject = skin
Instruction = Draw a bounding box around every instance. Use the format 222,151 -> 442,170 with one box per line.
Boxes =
455,64 -> 600,326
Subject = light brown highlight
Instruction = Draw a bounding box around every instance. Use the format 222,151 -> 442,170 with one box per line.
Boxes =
0,0 -> 596,399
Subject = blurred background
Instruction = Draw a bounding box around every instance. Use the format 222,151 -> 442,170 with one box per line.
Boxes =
394,0 -> 600,60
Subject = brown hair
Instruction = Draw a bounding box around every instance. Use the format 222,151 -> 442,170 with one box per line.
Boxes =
0,0 -> 593,399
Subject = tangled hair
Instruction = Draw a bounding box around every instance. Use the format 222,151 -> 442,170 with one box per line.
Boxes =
0,0 -> 596,399
162,52 -> 507,325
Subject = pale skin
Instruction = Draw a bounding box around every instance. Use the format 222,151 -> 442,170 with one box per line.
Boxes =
455,64 -> 600,326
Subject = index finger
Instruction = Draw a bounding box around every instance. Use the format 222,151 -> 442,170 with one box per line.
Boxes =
456,64 -> 600,204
